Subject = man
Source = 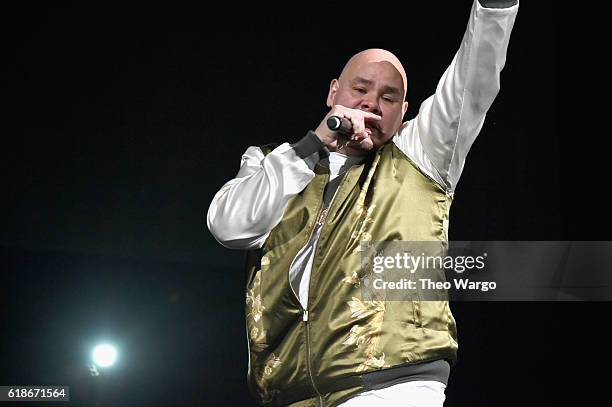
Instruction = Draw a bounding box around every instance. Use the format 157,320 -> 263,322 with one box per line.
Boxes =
207,1 -> 519,406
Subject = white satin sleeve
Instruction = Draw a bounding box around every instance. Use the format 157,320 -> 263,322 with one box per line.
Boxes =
207,133 -> 327,250
393,0 -> 519,192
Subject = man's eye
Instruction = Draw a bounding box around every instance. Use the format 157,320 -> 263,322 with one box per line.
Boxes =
382,96 -> 397,103
354,87 -> 367,94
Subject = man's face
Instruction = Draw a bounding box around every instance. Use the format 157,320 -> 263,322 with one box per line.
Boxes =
327,60 -> 408,150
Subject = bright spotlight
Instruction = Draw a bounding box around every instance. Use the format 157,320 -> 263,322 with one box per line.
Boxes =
92,344 -> 118,367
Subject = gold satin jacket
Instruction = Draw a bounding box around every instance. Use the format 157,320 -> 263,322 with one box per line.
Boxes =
246,143 -> 456,406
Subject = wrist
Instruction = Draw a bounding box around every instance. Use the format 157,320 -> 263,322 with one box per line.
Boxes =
313,125 -> 336,148
293,131 -> 330,160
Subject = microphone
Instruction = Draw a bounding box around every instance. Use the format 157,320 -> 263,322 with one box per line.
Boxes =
326,116 -> 352,134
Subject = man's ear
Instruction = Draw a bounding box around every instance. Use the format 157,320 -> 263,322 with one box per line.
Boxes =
326,79 -> 339,108
402,101 -> 409,117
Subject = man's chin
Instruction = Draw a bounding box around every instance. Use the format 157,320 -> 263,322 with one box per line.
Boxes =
339,135 -> 381,156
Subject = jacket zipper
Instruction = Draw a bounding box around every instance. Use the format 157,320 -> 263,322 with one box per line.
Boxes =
286,193 -> 326,305
304,310 -> 323,406
287,169 -> 353,407
285,182 -> 327,405
302,173 -> 352,407
286,169 -> 347,304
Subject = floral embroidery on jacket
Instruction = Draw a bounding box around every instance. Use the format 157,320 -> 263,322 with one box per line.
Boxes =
342,296 -> 389,372
257,353 -> 281,403
246,269 -> 267,352
351,204 -> 376,254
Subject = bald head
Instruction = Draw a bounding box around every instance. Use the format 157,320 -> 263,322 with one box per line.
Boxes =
324,48 -> 410,152
339,49 -> 407,99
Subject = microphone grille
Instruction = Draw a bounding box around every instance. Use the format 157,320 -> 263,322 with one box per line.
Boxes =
326,116 -> 342,131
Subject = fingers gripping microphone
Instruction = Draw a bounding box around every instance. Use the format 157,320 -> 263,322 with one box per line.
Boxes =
326,116 -> 352,135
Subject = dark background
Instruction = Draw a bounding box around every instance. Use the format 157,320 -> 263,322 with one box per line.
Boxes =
1,1 -> 605,406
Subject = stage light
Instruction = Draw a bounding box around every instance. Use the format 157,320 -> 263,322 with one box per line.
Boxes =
92,344 -> 117,368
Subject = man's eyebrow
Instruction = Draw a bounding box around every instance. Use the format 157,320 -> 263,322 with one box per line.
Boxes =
351,77 -> 401,95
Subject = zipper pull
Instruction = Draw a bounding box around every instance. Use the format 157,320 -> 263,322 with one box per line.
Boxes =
303,310 -> 309,322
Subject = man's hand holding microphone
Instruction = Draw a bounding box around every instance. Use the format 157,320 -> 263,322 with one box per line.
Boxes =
314,105 -> 382,155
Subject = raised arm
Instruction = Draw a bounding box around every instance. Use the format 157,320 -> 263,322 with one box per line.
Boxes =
394,0 -> 519,192
206,132 -> 328,249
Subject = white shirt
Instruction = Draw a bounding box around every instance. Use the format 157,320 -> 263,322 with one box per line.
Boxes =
288,152 -> 363,309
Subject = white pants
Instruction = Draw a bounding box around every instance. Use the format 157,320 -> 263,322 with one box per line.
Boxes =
337,381 -> 446,407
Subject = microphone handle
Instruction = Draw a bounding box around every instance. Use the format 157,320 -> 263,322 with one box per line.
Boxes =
326,116 -> 352,135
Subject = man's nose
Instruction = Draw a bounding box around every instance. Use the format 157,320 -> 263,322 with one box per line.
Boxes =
359,96 -> 381,116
